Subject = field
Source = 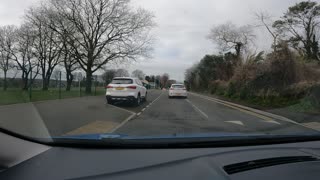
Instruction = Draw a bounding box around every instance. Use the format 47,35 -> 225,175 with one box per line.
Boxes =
0,87 -> 106,105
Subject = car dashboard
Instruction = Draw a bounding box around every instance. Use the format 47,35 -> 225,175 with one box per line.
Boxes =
1,133 -> 320,180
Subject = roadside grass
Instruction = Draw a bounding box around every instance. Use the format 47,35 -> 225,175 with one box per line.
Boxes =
288,98 -> 320,113
0,87 -> 106,105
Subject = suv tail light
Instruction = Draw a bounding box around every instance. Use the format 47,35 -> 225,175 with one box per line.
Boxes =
106,85 -> 113,89
127,86 -> 137,89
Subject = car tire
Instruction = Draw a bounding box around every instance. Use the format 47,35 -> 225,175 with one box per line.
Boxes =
134,94 -> 141,106
107,99 -> 114,105
144,93 -> 147,102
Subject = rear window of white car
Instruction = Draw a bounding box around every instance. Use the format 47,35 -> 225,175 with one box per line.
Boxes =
111,79 -> 133,84
172,85 -> 185,89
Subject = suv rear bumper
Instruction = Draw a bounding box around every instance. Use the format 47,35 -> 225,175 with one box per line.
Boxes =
106,95 -> 136,102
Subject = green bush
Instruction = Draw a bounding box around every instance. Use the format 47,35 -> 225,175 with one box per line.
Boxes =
226,82 -> 237,97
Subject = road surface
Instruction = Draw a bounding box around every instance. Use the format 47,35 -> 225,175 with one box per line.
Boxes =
115,90 -> 319,136
0,89 -> 318,138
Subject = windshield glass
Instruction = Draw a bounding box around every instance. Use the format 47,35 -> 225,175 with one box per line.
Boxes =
111,79 -> 133,84
0,0 -> 320,145
171,85 -> 185,89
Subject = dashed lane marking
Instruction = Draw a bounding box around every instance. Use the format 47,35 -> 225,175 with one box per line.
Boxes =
186,99 -> 209,119
109,91 -> 164,132
110,113 -> 137,133
225,121 -> 244,126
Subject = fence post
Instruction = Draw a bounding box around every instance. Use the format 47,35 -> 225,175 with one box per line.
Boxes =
59,71 -> 62,99
79,80 -> 81,97
29,68 -> 32,101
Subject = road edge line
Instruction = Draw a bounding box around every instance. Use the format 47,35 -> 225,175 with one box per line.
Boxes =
189,92 -> 320,132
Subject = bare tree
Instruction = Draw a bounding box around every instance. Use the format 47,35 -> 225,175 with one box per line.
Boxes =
0,25 -> 17,91
52,69 -> 61,88
255,11 -> 281,52
25,5 -> 63,90
160,73 -> 169,88
10,24 -> 40,90
48,0 -> 155,94
207,22 -> 255,59
115,69 -> 129,77
61,40 -> 78,91
131,69 -> 145,79
101,69 -> 116,84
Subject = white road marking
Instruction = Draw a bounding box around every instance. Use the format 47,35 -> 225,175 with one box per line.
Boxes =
186,99 -> 209,119
142,108 -> 146,112
225,121 -> 244,126
137,112 -> 141,116
110,113 -> 137,133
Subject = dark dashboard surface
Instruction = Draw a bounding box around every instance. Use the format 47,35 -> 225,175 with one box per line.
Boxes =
2,141 -> 320,180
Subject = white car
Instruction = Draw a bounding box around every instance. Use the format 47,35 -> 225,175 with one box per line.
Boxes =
106,77 -> 147,106
168,84 -> 187,98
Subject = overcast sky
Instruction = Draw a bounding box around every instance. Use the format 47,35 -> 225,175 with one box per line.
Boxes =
0,0 -> 301,81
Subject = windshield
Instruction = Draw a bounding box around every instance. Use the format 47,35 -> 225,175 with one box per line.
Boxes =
0,0 -> 320,146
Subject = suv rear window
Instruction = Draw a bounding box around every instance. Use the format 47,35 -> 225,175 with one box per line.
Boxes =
111,79 -> 133,84
172,85 -> 185,88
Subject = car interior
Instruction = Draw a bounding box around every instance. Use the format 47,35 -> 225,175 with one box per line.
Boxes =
1,131 -> 320,180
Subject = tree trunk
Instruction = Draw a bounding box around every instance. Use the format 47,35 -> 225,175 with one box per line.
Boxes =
3,71 -> 7,91
66,71 -> 73,91
22,73 -> 29,91
85,70 -> 92,94
42,77 -> 49,91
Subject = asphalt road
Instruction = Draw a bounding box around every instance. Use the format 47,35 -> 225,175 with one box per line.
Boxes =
115,90 -> 319,136
1,89 -> 318,138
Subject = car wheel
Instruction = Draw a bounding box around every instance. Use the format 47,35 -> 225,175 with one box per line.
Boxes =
107,99 -> 114,105
144,93 -> 147,102
134,94 -> 141,106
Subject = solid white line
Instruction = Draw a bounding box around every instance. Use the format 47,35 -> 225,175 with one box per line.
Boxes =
110,113 -> 137,133
186,99 -> 209,119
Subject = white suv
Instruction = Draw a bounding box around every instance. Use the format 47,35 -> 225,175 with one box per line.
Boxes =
106,77 -> 147,106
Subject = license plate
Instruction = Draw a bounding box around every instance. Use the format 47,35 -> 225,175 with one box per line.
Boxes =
177,93 -> 181,96
116,87 -> 124,90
